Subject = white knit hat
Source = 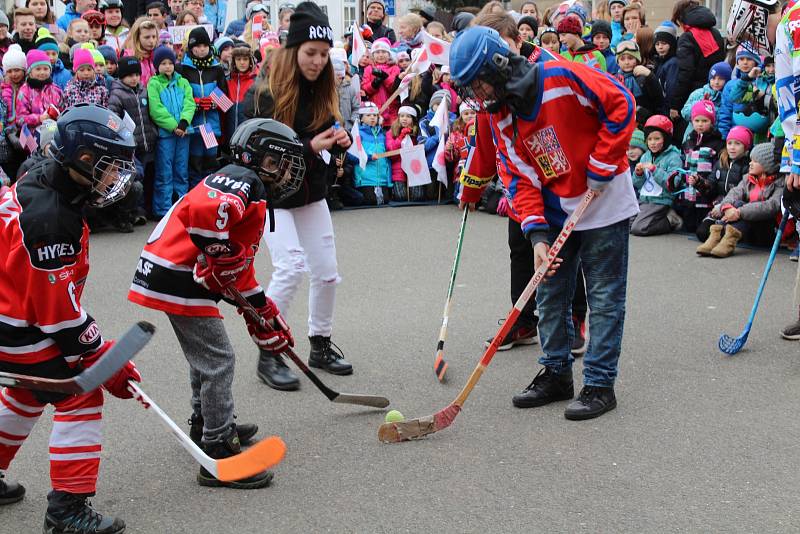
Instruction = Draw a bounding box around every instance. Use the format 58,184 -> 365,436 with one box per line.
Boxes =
371,38 -> 391,54
358,102 -> 380,115
459,101 -> 474,114
398,105 -> 417,118
2,44 -> 26,72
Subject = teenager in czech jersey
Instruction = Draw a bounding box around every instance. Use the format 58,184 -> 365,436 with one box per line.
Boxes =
451,27 -> 639,421
0,104 -> 141,534
128,118 -> 306,489
244,2 -> 353,391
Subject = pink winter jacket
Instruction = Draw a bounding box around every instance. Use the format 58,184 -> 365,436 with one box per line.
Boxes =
361,63 -> 400,125
122,49 -> 156,86
16,82 -> 63,128
440,82 -> 458,113
385,127 -> 415,183
1,82 -> 21,126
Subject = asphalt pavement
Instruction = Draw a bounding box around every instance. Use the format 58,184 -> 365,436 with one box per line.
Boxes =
4,205 -> 800,533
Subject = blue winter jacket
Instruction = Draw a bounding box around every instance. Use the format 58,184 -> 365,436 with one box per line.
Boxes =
610,20 -> 624,48
204,0 -> 228,36
600,47 -> 619,75
418,109 -> 456,166
654,56 -> 678,114
52,59 -> 72,90
680,82 -> 724,142
177,54 -> 227,136
225,17 -> 246,37
718,68 -> 772,138
354,124 -> 391,188
57,4 -> 80,32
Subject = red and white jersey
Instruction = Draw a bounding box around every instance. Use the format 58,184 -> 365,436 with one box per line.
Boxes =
128,164 -> 269,317
0,160 -> 103,365
461,60 -> 639,237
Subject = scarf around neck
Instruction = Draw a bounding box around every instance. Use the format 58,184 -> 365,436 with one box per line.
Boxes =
684,25 -> 719,58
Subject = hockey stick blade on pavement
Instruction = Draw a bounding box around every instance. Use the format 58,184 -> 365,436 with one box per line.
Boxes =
719,208 -> 790,355
128,382 -> 286,481
227,288 -> 390,409
0,321 -> 155,394
434,207 -> 469,382
379,191 -> 596,443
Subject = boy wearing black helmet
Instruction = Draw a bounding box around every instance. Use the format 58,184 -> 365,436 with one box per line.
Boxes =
128,118 -> 305,489
0,104 -> 141,534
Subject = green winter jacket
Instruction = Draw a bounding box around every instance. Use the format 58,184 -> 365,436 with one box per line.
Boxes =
147,72 -> 196,138
633,145 -> 683,206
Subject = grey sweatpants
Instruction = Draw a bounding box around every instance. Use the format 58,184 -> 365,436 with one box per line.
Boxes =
167,314 -> 235,443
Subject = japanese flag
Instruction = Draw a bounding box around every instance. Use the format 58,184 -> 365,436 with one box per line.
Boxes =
401,142 -> 431,188
421,30 -> 451,67
350,24 -> 367,67
430,97 -> 450,185
433,135 -> 448,185
411,47 -> 431,74
347,120 -> 368,170
398,71 -> 417,102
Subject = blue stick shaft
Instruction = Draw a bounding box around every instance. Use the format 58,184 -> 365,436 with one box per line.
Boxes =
743,209 -> 790,330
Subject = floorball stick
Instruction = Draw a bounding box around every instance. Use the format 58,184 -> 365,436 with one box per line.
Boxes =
128,382 -> 286,481
379,190 -> 596,443
0,321 -> 154,394
719,208 -> 790,355
434,207 -> 469,382
227,287 -> 390,408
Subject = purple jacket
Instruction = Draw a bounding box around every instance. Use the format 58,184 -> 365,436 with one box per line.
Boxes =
16,82 -> 63,128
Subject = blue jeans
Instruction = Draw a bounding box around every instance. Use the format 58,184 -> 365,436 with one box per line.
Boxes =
536,218 -> 630,387
154,135 -> 189,216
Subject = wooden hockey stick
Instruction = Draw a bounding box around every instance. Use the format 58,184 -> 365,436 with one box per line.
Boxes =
379,190 -> 596,443
128,382 -> 286,481
0,321 -> 155,394
433,207 -> 469,382
227,288 -> 390,409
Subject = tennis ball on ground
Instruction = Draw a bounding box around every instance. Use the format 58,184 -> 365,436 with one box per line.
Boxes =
385,410 -> 405,423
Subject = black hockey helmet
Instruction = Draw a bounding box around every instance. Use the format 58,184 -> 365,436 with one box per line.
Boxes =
229,118 -> 306,202
50,103 -> 137,208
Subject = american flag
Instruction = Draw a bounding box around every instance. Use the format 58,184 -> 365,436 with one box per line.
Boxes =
209,87 -> 233,112
199,123 -> 218,149
20,124 -> 38,153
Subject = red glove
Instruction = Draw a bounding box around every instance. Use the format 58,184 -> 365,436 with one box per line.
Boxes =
400,127 -> 412,137
240,298 -> 294,352
193,242 -> 251,294
81,341 -> 142,399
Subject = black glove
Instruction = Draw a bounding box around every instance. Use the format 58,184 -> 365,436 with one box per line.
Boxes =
371,67 -> 388,80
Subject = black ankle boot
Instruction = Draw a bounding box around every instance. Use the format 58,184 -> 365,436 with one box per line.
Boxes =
308,336 -> 352,375
257,350 -> 300,391
44,491 -> 125,534
564,385 -> 616,420
0,471 -> 24,505
188,413 -> 258,446
512,367 -> 574,408
197,427 -> 273,489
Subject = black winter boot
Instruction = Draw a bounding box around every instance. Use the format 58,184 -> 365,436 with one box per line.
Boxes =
0,471 -> 25,505
308,336 -> 352,375
188,413 -> 258,446
564,385 -> 617,420
257,350 -> 300,391
512,367 -> 574,408
44,491 -> 125,534
197,427 -> 273,489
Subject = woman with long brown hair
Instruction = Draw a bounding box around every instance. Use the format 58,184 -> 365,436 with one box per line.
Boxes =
243,2 -> 353,391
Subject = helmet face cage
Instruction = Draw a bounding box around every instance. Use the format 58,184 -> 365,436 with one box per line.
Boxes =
88,154 -> 135,207
454,63 -> 509,113
727,0 -> 776,56
259,151 -> 306,202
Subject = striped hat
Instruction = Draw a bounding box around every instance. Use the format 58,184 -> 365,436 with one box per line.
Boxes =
358,101 -> 380,115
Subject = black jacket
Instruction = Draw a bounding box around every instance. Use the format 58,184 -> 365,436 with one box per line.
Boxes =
243,79 -> 337,210
672,6 -> 726,111
708,155 -> 750,200
365,20 -> 396,44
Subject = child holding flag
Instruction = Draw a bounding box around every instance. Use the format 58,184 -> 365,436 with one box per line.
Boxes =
353,102 -> 391,205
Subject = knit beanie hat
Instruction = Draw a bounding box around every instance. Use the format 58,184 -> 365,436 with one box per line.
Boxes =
399,105 -> 418,118
26,49 -> 51,73
708,61 -> 732,82
73,48 -> 95,71
3,44 -> 26,72
366,0 -> 385,12
285,2 -> 333,49
654,21 -> 677,50
371,37 -> 391,54
90,49 -> 105,66
608,0 -> 628,7
615,40 -> 641,62
98,45 -> 118,64
358,101 -> 379,115
539,26 -> 558,40
750,142 -> 779,174
557,14 -> 583,36
691,99 -> 716,124
518,16 -> 538,35
187,26 -> 212,49
727,125 -> 754,150
153,44 -> 176,69
36,28 -> 60,54
0,11 -> 8,28
430,89 -> 450,108
331,58 -> 346,76
736,44 -> 761,64
630,129 -> 646,151
214,35 -> 234,55
117,55 -> 141,79
591,20 -> 612,40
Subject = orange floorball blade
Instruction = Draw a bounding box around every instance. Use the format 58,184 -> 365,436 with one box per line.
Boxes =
216,436 -> 287,481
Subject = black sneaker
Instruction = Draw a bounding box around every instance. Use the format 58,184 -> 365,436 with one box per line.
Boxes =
571,315 -> 587,356
564,386 -> 617,421
512,367 -> 574,408
257,351 -> 300,391
485,319 -> 538,351
44,491 -> 125,534
781,319 -> 800,340
188,413 -> 258,446
0,471 -> 24,505
197,427 -> 273,489
309,336 -> 353,375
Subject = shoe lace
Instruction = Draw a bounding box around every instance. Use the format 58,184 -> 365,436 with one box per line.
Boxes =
524,368 -> 548,391
60,498 -> 105,530
317,337 -> 345,362
578,386 -> 599,401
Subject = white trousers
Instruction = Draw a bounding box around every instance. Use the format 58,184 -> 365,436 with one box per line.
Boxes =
264,199 -> 341,337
